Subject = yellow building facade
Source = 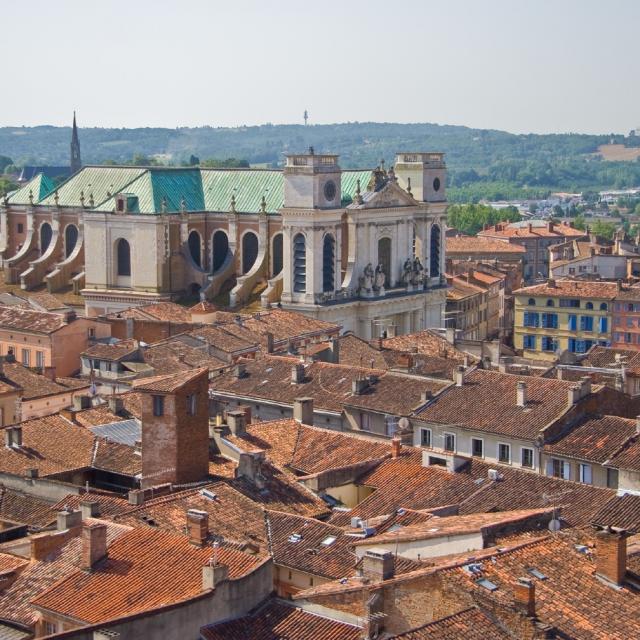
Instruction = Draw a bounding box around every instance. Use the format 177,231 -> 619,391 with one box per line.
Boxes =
513,280 -> 617,360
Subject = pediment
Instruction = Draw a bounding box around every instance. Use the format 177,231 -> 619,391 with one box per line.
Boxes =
357,180 -> 418,209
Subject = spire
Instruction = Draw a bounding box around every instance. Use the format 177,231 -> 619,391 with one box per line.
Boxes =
70,111 -> 82,175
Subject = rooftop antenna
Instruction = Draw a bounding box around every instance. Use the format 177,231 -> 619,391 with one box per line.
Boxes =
304,109 -> 309,126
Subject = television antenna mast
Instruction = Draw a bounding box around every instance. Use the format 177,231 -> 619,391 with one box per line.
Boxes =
304,109 -> 309,126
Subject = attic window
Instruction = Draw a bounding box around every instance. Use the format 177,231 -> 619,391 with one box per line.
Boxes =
463,563 -> 483,576
321,536 -> 337,546
288,533 -> 302,543
476,578 -> 498,591
527,567 -> 547,580
200,489 -> 217,501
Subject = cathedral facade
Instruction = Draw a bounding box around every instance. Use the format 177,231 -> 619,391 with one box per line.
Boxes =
0,149 -> 447,338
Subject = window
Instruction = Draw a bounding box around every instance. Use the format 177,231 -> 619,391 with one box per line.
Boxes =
600,302 -> 608,311
44,623 -> 58,635
21,348 -> 30,366
585,301 -> 593,310
523,312 -> 539,327
385,416 -> 397,437
498,443 -> 511,464
430,224 -> 441,277
580,316 -> 594,332
542,336 -> 557,352
360,412 -> 371,432
523,335 -> 536,350
627,318 -> 634,328
599,317 -> 608,334
420,428 -> 432,448
323,234 -> 336,292
606,468 -> 619,489
626,333 -> 633,343
186,394 -> 197,416
471,438 -> 484,458
546,299 -> 555,307
444,433 -> 455,452
579,463 -> 592,484
152,395 -> 164,417
550,458 -> 570,480
116,238 -> 131,277
568,314 -> 577,331
36,351 -> 44,368
293,233 -> 306,293
521,447 -> 534,469
568,267 -> 575,274
560,299 -> 580,308
541,313 -> 558,329
527,298 -> 536,306
17,223 -> 24,234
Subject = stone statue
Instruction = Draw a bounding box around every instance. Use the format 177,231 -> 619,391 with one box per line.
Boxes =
402,258 -> 413,285
374,264 -> 386,290
359,263 -> 375,293
412,257 -> 424,285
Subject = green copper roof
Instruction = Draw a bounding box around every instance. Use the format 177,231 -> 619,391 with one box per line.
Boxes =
7,174 -> 56,205
24,166 -> 374,214
39,166 -> 147,208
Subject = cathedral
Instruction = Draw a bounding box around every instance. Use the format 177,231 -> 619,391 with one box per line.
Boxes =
0,127 -> 447,337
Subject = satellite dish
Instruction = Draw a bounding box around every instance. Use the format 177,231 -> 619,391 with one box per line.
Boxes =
548,519 -> 561,532
398,417 -> 410,432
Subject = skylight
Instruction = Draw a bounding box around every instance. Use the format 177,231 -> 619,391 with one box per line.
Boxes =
527,567 -> 548,580
476,578 -> 498,591
321,536 -> 337,546
288,533 -> 302,543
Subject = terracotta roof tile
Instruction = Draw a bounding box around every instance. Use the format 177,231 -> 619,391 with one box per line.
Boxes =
544,414 -> 637,464
184,325 -> 259,353
382,330 -> 471,362
106,302 -> 194,322
141,340 -> 226,374
0,487 -> 56,529
479,221 -> 585,239
584,346 -> 640,376
2,362 -> 69,400
606,435 -> 640,472
74,392 -> 143,427
200,599 -> 362,640
31,527 -> 261,624
391,607 -> 511,639
0,306 -> 69,334
446,236 -> 526,254
132,367 -> 208,393
515,279 -> 620,299
82,339 -> 139,361
592,494 -> 640,533
415,369 -> 591,440
51,491 -> 132,519
27,292 -> 69,312
226,419 -> 391,475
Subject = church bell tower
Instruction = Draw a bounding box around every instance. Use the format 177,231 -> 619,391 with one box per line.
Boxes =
70,111 -> 82,175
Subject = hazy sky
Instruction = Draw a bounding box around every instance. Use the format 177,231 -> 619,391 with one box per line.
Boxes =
2,0 -> 638,134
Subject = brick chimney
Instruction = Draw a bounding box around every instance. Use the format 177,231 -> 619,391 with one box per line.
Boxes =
81,522 -> 108,571
362,548 -> 395,582
226,410 -> 246,437
187,509 -> 209,546
391,436 -> 401,458
513,577 -> 536,617
293,397 -> 314,426
516,381 -> 527,408
108,396 -> 124,416
595,526 -> 628,587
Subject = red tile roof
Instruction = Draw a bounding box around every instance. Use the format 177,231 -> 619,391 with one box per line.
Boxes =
415,369 -> 585,440
200,600 -> 362,640
82,339 -> 139,361
446,236 -> 526,255
132,367 -> 208,393
606,435 -> 640,472
2,362 -> 70,400
515,279 -> 620,299
0,487 -> 56,529
391,607 -> 511,639
592,493 -> 640,533
479,221 -> 585,239
32,527 -> 262,624
0,306 -> 69,334
106,302 -> 194,322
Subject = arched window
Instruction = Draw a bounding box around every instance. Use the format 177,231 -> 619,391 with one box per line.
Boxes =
242,232 -> 259,274
600,302 -> 608,311
430,224 -> 441,278
64,225 -> 78,258
528,298 -> 536,306
188,230 -> 201,267
585,302 -> 594,310
546,299 -> 554,307
116,239 -> 131,277
323,234 -> 335,292
271,234 -> 283,277
212,230 -> 229,272
40,223 -> 52,254
293,233 -> 306,293
378,237 -> 391,284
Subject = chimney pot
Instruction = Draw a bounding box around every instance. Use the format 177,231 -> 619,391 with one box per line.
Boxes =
80,500 -> 100,519
567,385 -> 581,407
514,577 -> 536,617
202,562 -> 229,590
420,390 -> 433,403
293,397 -> 314,426
580,376 -> 592,397
516,381 -> 527,408
226,410 -> 246,437
391,436 -> 401,458
595,527 -> 628,587
187,509 -> 209,546
56,509 -> 82,531
291,363 -> 305,384
362,549 -> 395,582
81,522 -> 108,571
454,365 -> 465,387
265,332 -> 274,354
107,396 -> 124,416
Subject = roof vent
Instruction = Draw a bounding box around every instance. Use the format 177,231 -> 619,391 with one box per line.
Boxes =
488,469 -> 500,481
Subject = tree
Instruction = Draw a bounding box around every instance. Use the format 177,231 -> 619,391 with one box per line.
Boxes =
0,155 -> 13,174
188,154 -> 200,166
447,203 -> 521,236
573,214 -> 586,231
589,220 -> 617,240
0,177 -> 17,196
553,204 -> 564,218
635,203 -> 640,216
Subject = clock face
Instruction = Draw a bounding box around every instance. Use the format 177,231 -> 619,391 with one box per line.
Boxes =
433,177 -> 441,192
323,180 -> 337,202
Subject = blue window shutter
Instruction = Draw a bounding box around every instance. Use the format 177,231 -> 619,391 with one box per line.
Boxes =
569,315 -> 577,331
599,317 -> 608,333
